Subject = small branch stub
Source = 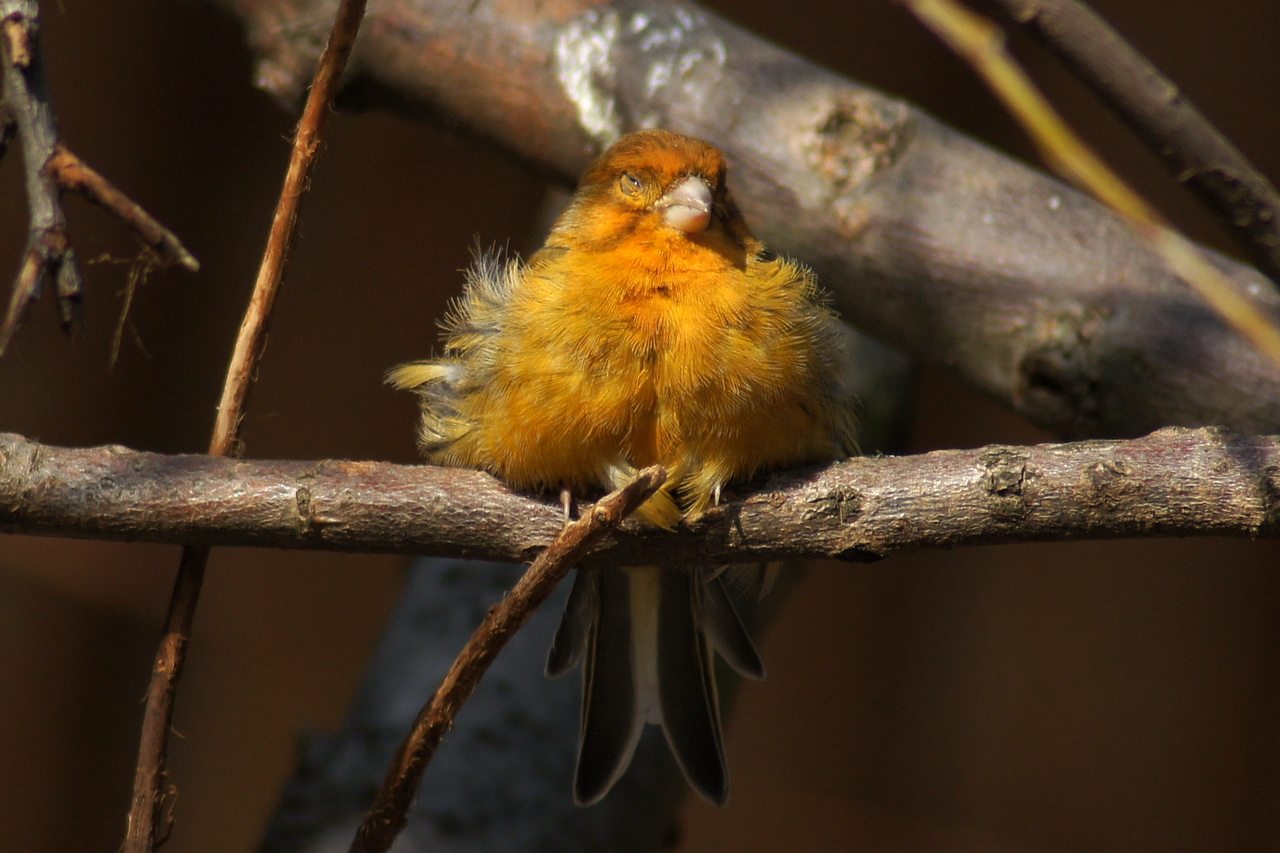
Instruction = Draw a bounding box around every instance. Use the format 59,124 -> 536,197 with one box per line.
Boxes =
2,14 -> 30,68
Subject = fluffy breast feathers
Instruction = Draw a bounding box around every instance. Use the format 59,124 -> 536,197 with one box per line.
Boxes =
388,130 -> 858,523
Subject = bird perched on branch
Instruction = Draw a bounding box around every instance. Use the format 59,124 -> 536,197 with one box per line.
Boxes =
389,129 -> 858,805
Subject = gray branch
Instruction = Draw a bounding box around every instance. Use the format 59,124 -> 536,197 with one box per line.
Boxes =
0,0 -> 197,354
0,0 -> 81,347
212,0 -> 1280,439
2,428 -> 1276,565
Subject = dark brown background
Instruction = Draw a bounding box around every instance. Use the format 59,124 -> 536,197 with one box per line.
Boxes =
1,1 -> 1278,851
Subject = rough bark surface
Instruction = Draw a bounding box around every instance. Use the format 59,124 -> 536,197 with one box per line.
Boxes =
3,428 -> 1277,565
213,0 -> 1280,439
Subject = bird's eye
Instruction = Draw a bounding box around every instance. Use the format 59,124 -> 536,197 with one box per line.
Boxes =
619,172 -> 643,196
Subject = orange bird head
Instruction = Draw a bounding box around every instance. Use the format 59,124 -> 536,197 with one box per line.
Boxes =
546,129 -> 757,269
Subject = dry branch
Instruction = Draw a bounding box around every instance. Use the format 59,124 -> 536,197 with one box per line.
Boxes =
261,555 -> 685,853
990,0 -> 1280,285
903,0 -> 1280,374
45,144 -> 198,272
121,2 -> 366,851
1,0 -> 80,347
214,0 -> 1280,439
0,0 -> 196,354
2,428 -> 1276,565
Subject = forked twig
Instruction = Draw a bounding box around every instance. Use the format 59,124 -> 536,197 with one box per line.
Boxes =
0,0 -> 196,354
46,143 -> 199,271
119,1 -> 368,850
348,466 -> 669,853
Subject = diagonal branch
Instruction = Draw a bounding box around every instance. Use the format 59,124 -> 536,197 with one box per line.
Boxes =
1,427 -> 1276,566
902,0 -> 1280,374
45,143 -> 198,272
119,1 -> 367,851
988,0 -> 1280,287
348,465 -> 668,853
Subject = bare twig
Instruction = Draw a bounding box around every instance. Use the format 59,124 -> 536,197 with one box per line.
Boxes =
108,249 -> 159,367
903,0 -> 1280,373
122,544 -> 208,851
347,466 -> 668,853
260,552 -> 687,853
2,428 -> 1277,564
0,0 -> 196,354
989,0 -> 1280,286
0,0 -> 79,348
209,0 -> 365,451
45,144 -> 199,272
120,1 -> 368,851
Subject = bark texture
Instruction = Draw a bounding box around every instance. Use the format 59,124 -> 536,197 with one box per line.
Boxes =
213,0 -> 1280,438
3,428 -> 1276,565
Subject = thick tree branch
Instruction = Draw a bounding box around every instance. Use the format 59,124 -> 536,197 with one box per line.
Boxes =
2,428 -> 1276,565
214,0 -> 1280,439
904,0 -> 1280,373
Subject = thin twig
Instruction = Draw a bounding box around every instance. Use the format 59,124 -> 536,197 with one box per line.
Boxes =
210,0 -> 365,451
119,1 -> 368,851
109,249 -> 160,368
347,465 -> 669,853
45,143 -> 199,272
902,0 -> 1280,373
989,0 -> 1280,286
0,0 -> 197,354
122,545 -> 209,851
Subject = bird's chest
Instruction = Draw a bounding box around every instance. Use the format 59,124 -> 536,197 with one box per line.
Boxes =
539,236 -> 752,378
591,277 -> 743,392
500,252 -> 789,468
486,255 -> 814,490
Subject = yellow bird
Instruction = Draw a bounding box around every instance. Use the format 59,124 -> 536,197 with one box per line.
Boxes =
389,129 -> 858,805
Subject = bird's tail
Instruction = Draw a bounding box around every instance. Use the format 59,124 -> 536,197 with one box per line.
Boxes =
546,564 -> 765,806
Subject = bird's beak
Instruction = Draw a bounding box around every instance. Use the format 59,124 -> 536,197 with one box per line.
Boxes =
658,176 -> 713,234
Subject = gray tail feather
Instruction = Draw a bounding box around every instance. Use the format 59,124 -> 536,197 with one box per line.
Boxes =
572,568 -> 644,806
657,567 -> 729,804
546,568 -> 598,679
700,571 -> 766,680
553,566 -> 759,806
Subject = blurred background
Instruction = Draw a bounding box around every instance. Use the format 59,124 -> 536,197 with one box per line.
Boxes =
1,1 -> 1278,851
